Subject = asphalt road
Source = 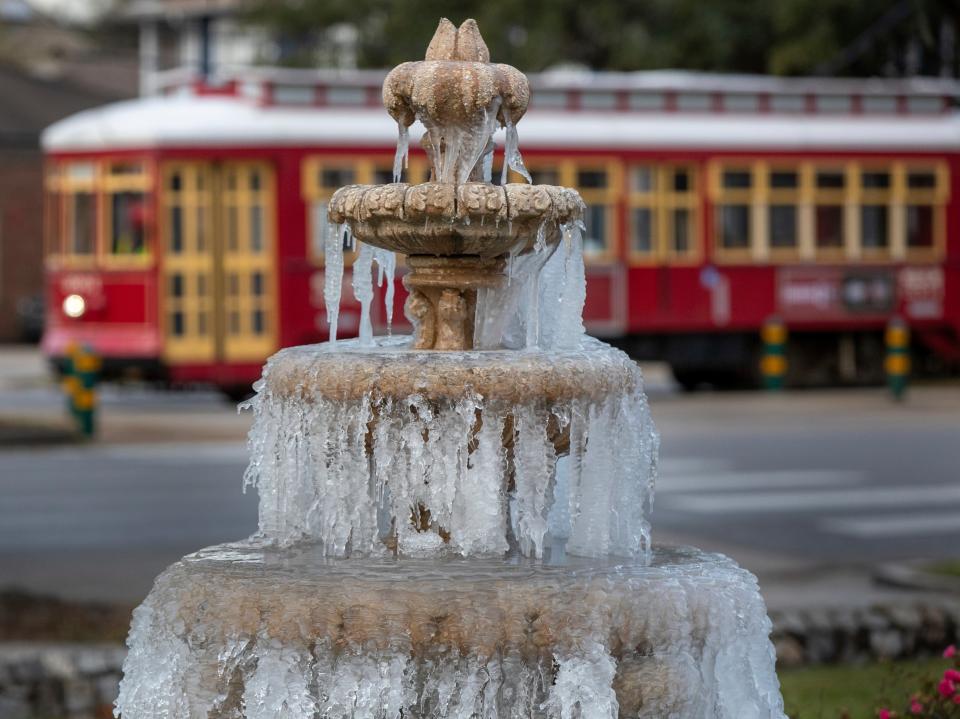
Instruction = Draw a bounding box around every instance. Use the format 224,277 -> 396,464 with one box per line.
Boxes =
1,379 -> 959,604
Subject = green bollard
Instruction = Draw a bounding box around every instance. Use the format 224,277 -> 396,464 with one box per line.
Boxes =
885,316 -> 909,401
760,316 -> 787,391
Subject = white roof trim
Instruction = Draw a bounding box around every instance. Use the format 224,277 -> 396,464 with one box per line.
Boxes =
42,95 -> 960,153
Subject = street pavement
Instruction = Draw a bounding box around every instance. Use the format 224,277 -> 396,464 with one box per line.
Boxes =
1,345 -> 958,609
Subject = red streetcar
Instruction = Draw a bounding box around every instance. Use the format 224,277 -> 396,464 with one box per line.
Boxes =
41,69 -> 960,394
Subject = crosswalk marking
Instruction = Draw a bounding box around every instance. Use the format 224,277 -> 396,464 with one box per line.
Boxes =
659,485 -> 960,514
821,512 -> 960,538
658,469 -> 864,494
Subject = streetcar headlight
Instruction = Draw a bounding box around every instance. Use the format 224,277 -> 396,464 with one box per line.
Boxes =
62,294 -> 86,318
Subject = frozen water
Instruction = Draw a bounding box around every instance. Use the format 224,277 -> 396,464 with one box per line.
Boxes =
351,243 -> 375,346
501,114 -> 532,185
393,121 -> 409,183
372,246 -> 396,334
243,337 -> 656,561
322,223 -> 348,344
115,545 -> 786,719
474,222 -> 586,351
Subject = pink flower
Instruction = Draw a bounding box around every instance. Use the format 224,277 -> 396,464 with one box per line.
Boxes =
878,709 -> 893,719
937,677 -> 955,698
954,694 -> 960,705
945,645 -> 957,658
946,668 -> 960,682
909,699 -> 923,715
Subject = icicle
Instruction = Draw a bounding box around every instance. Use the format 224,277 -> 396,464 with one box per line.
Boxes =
352,243 -> 375,346
503,114 -> 532,184
556,222 -> 586,348
372,248 -> 396,335
323,222 -> 346,344
393,122 -> 409,183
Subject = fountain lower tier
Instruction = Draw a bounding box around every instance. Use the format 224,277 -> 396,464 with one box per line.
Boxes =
116,543 -> 785,719
245,337 -> 658,560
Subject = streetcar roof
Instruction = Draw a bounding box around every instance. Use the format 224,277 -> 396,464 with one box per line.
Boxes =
42,93 -> 960,153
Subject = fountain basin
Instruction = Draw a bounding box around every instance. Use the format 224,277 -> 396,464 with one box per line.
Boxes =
246,337 -> 657,560
117,543 -> 785,719
327,182 -> 583,256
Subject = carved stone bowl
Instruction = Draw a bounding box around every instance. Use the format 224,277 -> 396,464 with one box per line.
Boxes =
327,182 -> 584,257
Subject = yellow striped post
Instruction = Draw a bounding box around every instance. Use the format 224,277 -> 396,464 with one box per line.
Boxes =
62,344 -> 101,437
760,316 -> 787,390
885,316 -> 910,400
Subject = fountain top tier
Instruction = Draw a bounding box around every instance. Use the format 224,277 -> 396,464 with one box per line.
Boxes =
326,19 -> 584,350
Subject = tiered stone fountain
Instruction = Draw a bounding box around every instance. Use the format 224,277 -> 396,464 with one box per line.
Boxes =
116,19 -> 786,719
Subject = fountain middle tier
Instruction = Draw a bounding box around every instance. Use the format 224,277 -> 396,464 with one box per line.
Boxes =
244,336 -> 658,561
117,543 -> 785,719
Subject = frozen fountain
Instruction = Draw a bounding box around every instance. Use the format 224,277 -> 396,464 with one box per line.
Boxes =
116,19 -> 786,719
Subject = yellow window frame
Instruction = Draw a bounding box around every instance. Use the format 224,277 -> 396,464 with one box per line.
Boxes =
765,164 -> 804,263
101,160 -> 154,268
627,164 -> 700,265
896,161 -> 949,262
709,162 -> 760,264
51,160 -> 100,268
544,157 -> 621,264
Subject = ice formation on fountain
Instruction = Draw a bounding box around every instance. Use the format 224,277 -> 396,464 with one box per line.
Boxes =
116,17 -> 785,719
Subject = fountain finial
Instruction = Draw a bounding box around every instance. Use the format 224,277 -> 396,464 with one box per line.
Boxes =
425,18 -> 490,62
382,18 -> 529,184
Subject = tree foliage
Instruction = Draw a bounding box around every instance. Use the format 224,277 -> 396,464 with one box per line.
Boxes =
246,0 -> 960,76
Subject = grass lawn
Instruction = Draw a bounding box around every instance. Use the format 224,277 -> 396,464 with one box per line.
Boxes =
926,560 -> 960,579
779,657 -> 950,718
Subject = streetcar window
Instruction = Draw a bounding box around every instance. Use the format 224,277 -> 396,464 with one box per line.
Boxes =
252,309 -> 265,335
722,170 -> 751,189
374,168 -> 395,185
227,206 -> 238,252
582,204 -> 607,255
250,205 -> 263,252
171,311 -> 185,336
67,163 -> 95,182
816,171 -> 845,189
861,206 -> 888,249
907,171 -> 936,189
196,207 -> 207,252
531,168 -> 559,186
321,168 -> 355,188
630,167 -> 655,193
671,208 -> 690,253
906,205 -> 934,248
68,192 -> 96,255
110,191 -> 147,255
815,206 -> 844,248
770,171 -> 798,189
718,205 -> 750,249
631,207 -> 654,253
862,172 -> 890,189
170,207 -> 183,254
252,271 -> 264,295
769,205 -> 797,248
250,170 -> 261,192
170,274 -> 183,298
577,170 -> 607,189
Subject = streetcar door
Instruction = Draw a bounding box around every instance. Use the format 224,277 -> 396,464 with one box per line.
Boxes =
161,163 -> 217,364
219,162 -> 276,363
161,161 -> 277,367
